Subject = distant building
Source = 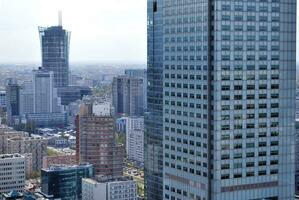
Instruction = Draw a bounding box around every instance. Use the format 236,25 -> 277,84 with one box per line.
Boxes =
32,69 -> 62,113
112,76 -> 144,116
17,68 -> 66,128
126,117 -> 144,165
42,155 -> 77,169
39,23 -> 70,88
78,103 -> 124,178
0,91 -> 6,109
5,83 -> 20,126
116,117 -> 128,134
56,86 -> 91,106
19,81 -> 34,115
0,154 -> 25,194
6,135 -> 47,172
41,164 -> 93,200
82,176 -> 137,200
125,69 -> 147,110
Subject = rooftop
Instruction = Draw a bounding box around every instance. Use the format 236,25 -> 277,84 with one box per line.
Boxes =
0,153 -> 24,159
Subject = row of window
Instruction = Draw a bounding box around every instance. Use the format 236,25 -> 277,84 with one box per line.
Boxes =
165,64 -> 279,71
221,169 -> 278,180
221,131 -> 279,140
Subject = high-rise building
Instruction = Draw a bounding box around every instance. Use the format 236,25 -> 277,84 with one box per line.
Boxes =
32,68 -> 61,113
126,116 -> 144,165
78,102 -> 124,178
19,81 -> 34,115
112,76 -> 144,116
41,164 -> 93,200
147,1 -> 296,200
6,135 -> 47,172
0,154 -> 25,194
39,20 -> 70,88
82,176 -> 137,200
6,83 -> 20,126
144,1 -> 164,199
125,69 -> 148,111
17,68 -> 66,128
0,91 -> 6,109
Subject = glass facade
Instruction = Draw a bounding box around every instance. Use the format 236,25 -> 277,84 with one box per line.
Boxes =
41,164 -> 93,200
144,0 -> 164,199
39,26 -> 70,88
154,0 -> 296,200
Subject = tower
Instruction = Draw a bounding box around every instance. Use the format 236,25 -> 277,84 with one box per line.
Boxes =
146,0 -> 297,200
39,13 -> 71,87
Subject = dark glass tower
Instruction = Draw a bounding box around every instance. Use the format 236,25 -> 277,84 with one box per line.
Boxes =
144,0 -> 163,199
39,23 -> 70,87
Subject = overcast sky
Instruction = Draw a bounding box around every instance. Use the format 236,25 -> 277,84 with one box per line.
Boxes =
0,0 -> 298,64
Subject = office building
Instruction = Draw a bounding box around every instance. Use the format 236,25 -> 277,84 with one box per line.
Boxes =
56,85 -> 92,106
147,1 -> 296,200
6,135 -> 47,172
32,68 -> 61,113
144,0 -> 164,199
41,164 -> 93,200
17,69 -> 66,128
0,91 -> 6,109
39,19 -> 70,88
0,154 -> 25,194
126,116 -> 144,165
19,81 -> 34,115
82,176 -> 137,200
78,102 -> 124,178
6,83 -> 20,126
125,69 -> 147,111
112,76 -> 144,116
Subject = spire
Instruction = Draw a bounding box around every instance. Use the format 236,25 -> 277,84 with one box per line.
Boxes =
58,10 -> 62,26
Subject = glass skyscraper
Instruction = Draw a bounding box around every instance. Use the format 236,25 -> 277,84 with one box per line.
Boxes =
144,0 -> 164,199
147,0 -> 296,200
39,25 -> 70,87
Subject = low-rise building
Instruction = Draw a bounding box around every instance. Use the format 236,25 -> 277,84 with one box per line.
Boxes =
6,135 -> 47,172
0,154 -> 25,194
82,176 -> 137,200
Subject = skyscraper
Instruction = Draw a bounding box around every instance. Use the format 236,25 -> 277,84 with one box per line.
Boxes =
144,1 -> 164,199
5,82 -> 20,126
112,75 -> 144,116
32,68 -> 61,113
147,1 -> 296,200
39,18 -> 70,88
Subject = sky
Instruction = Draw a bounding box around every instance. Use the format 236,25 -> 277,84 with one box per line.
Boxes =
0,0 -> 147,64
0,0 -> 298,64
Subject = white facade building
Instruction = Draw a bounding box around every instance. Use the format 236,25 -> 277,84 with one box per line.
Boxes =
82,176 -> 137,200
126,117 -> 144,165
0,154 -> 25,193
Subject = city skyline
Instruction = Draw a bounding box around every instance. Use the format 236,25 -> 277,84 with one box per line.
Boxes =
0,0 -> 147,64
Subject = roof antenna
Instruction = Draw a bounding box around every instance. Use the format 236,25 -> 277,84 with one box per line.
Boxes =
58,10 -> 62,26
